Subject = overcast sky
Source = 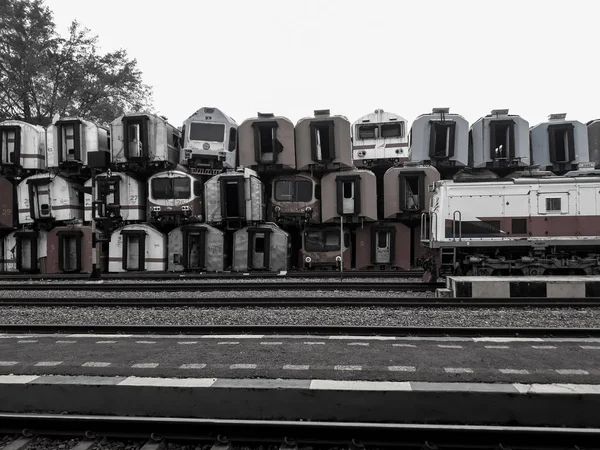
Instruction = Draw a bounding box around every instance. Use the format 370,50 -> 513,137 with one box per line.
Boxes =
46,0 -> 600,128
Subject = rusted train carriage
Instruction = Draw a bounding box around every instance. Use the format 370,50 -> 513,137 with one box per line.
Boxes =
109,224 -> 167,272
295,110 -> 353,171
167,224 -> 225,272
355,223 -> 412,270
111,113 -> 180,171
320,169 -> 377,224
147,169 -> 203,224
0,176 -> 16,229
0,120 -> 46,175
2,230 -> 47,273
17,174 -> 83,225
84,171 -> 146,226
299,227 -> 351,270
268,173 -> 320,224
383,165 -> 441,220
45,225 -> 94,274
238,113 -> 296,172
232,223 -> 290,272
204,168 -> 264,227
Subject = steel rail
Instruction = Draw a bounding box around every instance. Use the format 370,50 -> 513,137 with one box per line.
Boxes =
0,324 -> 599,337
1,296 -> 600,307
0,413 -> 598,448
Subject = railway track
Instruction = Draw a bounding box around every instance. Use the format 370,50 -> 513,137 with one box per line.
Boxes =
0,281 -> 441,292
0,414 -> 600,450
2,296 -> 600,307
0,414 -> 598,449
1,324 -> 600,337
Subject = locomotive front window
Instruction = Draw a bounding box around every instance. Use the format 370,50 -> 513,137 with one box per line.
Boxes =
151,177 -> 191,199
304,231 -> 324,251
358,125 -> 377,139
275,180 -> 313,202
381,123 -> 403,138
296,180 -> 313,202
324,232 -> 340,251
189,122 -> 225,142
275,180 -> 293,201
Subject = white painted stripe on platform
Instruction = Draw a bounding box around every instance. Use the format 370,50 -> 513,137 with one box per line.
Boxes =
581,346 -> 600,350
485,345 -> 510,349
35,361 -> 62,367
260,342 -> 282,345
118,377 -> 216,387
532,345 -> 557,349
82,362 -> 111,368
334,365 -> 362,371
136,341 -> 157,344
178,341 -> 198,345
96,341 -> 117,344
438,345 -> 463,349
179,364 -> 206,369
55,340 -> 77,344
17,340 -> 37,343
200,335 -> 264,339
499,369 -> 530,375
132,363 -> 159,369
444,367 -> 473,374
556,369 -> 589,375
474,337 -> 544,342
68,334 -> 132,338
283,365 -> 310,370
229,364 -> 257,369
514,383 -> 600,394
329,336 -> 396,341
0,361 -> 18,366
304,341 -> 325,345
392,343 -> 417,347
310,379 -> 412,391
0,375 -> 39,384
347,342 -> 369,346
217,341 -> 240,345
388,366 -> 416,372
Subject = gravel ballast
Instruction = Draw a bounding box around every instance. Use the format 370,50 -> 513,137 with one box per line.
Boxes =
1,306 -> 598,328
0,277 -> 423,284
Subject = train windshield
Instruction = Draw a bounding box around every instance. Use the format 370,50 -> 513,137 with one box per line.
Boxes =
151,177 -> 191,199
381,123 -> 403,138
304,230 -> 340,251
189,122 -> 225,142
275,180 -> 313,202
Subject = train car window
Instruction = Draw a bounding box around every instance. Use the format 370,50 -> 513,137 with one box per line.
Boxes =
172,178 -> 191,198
189,122 -> 225,142
377,231 -> 387,248
343,181 -> 353,199
255,235 -> 265,253
228,128 -> 237,152
325,232 -> 340,251
358,125 -> 378,139
430,122 -> 456,158
548,124 -> 575,163
0,128 -> 17,163
381,123 -> 403,138
274,180 -> 293,201
193,181 -> 203,197
489,120 -> 515,159
151,177 -> 191,199
546,198 -> 561,212
296,180 -> 313,202
304,231 -> 324,251
314,184 -> 321,200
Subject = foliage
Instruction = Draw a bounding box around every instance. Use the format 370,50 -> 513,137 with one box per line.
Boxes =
0,0 -> 153,126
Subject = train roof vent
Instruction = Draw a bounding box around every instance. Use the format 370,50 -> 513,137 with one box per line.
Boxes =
204,108 -> 215,114
389,117 -> 397,121
548,113 -> 567,121
314,109 -> 330,117
432,107 -> 450,114
257,112 -> 274,118
374,109 -> 384,114
491,109 -> 509,116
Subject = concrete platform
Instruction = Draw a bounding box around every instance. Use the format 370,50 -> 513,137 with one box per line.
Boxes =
1,374 -> 600,427
446,276 -> 600,298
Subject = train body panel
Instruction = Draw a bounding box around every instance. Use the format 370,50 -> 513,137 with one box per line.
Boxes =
3,229 -> 47,273
46,225 -> 94,274
470,110 -> 529,169
321,169 -> 377,223
531,114 -> 590,173
0,177 -> 15,229
0,120 -> 46,174
204,168 -> 264,226
47,117 -> 109,172
147,169 -> 203,224
295,110 -> 353,171
239,114 -> 296,172
299,226 -> 351,270
181,107 -> 237,171
232,222 -> 289,272
587,119 -> 600,169
383,165 -> 440,220
409,108 -> 469,169
355,222 -> 411,270
84,172 -> 146,224
109,223 -> 167,272
17,174 -> 83,225
352,109 -> 409,168
111,113 -> 180,171
167,223 -> 225,272
269,173 -> 320,224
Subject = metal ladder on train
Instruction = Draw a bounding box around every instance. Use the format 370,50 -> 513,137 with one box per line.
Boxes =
440,247 -> 457,274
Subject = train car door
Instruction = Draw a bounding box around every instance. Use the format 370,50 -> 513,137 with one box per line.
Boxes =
122,230 -> 145,271
58,231 -> 82,273
337,175 -> 361,216
375,230 -> 391,264
0,126 -> 19,165
182,227 -> 206,270
15,231 -> 37,273
248,228 -> 271,270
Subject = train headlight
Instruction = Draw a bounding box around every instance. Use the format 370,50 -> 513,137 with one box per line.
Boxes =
335,256 -> 342,262
305,256 -> 312,263
395,149 -> 401,154
203,143 -> 210,150
151,206 -> 161,212
274,205 -> 281,212
305,206 -> 312,212
358,151 -> 366,157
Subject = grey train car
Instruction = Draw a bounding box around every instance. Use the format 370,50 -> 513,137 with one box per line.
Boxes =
383,165 -> 441,220
295,110 -> 353,171
111,113 -> 181,172
530,114 -> 590,173
109,223 -> 167,272
587,119 -> 600,168
355,222 -> 412,270
238,113 -> 296,172
0,120 -> 46,175
45,225 -> 94,274
180,106 -> 237,172
320,169 -> 377,223
409,108 -> 469,170
2,229 -> 47,273
147,169 -> 203,224
232,222 -> 290,272
299,227 -> 351,270
167,223 -> 225,272
204,168 -> 264,226
469,109 -> 529,169
268,173 -> 321,224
